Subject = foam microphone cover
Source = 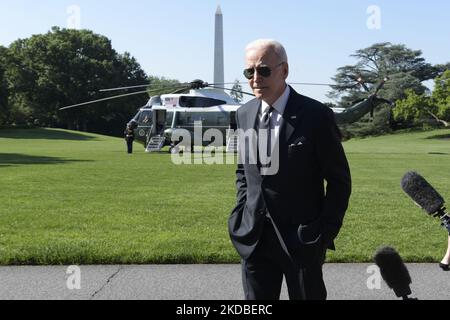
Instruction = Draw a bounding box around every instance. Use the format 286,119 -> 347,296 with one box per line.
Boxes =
401,171 -> 444,215
374,246 -> 412,298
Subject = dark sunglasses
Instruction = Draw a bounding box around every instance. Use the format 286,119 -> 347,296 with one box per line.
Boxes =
243,62 -> 284,80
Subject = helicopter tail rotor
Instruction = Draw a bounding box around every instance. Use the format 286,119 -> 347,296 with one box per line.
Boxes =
356,75 -> 371,93
373,76 -> 389,96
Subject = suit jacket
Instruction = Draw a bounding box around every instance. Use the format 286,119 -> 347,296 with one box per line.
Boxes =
228,87 -> 352,260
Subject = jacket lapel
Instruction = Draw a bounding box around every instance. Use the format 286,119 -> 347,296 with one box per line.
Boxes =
245,99 -> 261,131
261,88 -> 304,180
282,87 -> 303,144
238,99 -> 261,174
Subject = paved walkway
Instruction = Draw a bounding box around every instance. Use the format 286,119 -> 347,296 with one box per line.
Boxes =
0,264 -> 449,300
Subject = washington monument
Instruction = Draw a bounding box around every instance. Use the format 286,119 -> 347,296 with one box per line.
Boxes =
214,5 -> 224,85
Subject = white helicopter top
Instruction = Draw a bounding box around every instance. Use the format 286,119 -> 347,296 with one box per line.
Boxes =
145,87 -> 241,113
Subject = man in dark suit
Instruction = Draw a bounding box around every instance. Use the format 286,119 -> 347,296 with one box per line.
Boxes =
228,39 -> 351,300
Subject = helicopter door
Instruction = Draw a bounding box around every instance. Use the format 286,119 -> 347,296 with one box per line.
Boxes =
226,111 -> 239,153
229,111 -> 237,130
145,109 -> 168,153
152,109 -> 167,135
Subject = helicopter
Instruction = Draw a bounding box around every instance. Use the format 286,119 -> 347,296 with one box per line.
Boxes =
60,77 -> 393,153
332,76 -> 393,125
58,4 -> 395,153
58,5 -> 394,153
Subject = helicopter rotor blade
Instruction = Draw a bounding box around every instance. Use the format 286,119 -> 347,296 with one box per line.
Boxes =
208,85 -> 256,97
61,80 -> 243,111
169,86 -> 191,94
356,76 -> 371,93
59,90 -> 149,111
100,84 -> 152,92
99,82 -> 239,93
373,76 -> 389,95
145,84 -> 195,95
209,82 -> 242,86
288,82 -> 334,86
100,83 -> 194,93
100,80 -> 339,93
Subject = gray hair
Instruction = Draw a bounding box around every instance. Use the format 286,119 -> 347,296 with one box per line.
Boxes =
245,39 -> 288,63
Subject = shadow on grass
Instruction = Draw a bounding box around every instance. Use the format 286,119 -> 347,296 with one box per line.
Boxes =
0,128 -> 98,141
0,153 -> 94,167
425,134 -> 450,140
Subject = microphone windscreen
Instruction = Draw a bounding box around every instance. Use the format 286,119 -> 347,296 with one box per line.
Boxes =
401,171 -> 444,215
374,246 -> 412,298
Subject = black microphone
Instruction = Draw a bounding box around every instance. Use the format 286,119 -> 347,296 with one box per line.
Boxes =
374,246 -> 416,300
401,171 -> 450,233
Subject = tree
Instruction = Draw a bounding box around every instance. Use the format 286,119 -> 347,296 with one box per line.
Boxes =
339,106 -> 393,139
392,89 -> 434,126
434,63 -> 450,78
392,70 -> 450,128
5,27 -> 148,136
329,42 -> 440,105
230,79 -> 243,103
146,76 -> 181,96
432,70 -> 450,124
328,42 -> 447,135
0,46 -> 9,125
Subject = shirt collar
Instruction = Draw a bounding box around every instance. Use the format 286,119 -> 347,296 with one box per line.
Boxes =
261,85 -> 290,116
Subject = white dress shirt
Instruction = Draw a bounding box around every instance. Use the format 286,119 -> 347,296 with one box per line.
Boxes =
260,85 -> 291,143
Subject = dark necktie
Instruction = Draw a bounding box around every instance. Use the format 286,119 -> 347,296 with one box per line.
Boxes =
259,105 -> 274,159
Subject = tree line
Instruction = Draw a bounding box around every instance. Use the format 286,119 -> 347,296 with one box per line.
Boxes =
329,42 -> 449,138
0,29 -> 448,138
0,27 -> 172,137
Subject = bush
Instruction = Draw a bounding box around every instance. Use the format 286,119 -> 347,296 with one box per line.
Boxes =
339,106 -> 393,139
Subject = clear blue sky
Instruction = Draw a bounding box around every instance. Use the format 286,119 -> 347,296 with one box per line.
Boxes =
0,0 -> 449,103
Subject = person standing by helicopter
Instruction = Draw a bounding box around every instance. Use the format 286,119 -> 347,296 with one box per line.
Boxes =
124,123 -> 135,154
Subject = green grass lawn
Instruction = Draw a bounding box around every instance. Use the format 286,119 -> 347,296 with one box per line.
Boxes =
0,127 -> 449,265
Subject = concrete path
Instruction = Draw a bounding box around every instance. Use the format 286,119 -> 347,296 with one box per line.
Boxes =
0,264 -> 449,300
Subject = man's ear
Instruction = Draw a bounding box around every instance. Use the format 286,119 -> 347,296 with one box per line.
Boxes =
283,63 -> 289,80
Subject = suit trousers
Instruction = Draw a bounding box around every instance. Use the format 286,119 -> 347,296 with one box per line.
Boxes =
241,218 -> 327,300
